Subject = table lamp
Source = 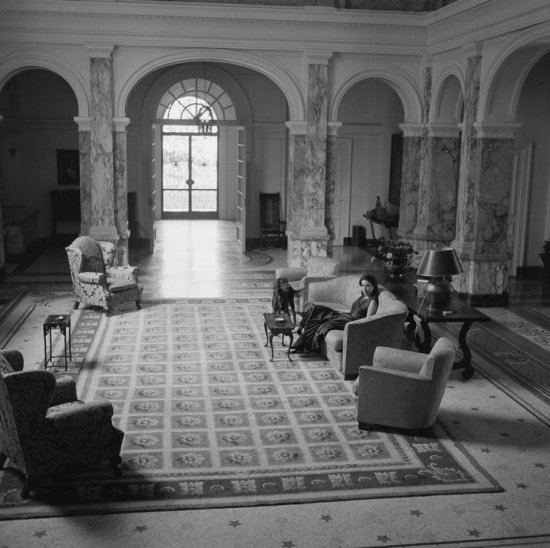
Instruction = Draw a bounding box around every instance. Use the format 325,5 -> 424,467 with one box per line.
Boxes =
416,247 -> 463,312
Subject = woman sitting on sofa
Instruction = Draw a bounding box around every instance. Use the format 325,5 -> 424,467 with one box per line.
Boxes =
290,273 -> 379,354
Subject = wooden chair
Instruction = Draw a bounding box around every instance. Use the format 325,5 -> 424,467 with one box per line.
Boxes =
259,192 -> 286,249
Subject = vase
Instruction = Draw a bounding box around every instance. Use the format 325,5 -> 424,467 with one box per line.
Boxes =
383,263 -> 406,278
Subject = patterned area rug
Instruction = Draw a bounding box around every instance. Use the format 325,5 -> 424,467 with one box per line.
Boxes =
434,304 -> 550,421
0,298 -> 501,519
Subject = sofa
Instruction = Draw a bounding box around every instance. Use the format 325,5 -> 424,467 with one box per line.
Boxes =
305,274 -> 409,379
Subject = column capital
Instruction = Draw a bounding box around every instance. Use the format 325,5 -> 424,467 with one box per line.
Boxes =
286,121 -> 307,135
462,41 -> 483,58
305,52 -> 333,65
74,116 -> 91,132
86,45 -> 114,59
399,123 -> 424,138
113,117 -> 130,132
474,121 -> 521,139
327,121 -> 342,136
426,123 -> 460,138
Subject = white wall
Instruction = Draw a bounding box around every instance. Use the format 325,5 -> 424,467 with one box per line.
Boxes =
516,53 -> 550,266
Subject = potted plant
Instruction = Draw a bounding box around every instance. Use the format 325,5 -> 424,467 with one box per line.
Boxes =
372,239 -> 416,278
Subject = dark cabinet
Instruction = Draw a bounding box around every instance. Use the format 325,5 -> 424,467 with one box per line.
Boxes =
49,190 -> 81,237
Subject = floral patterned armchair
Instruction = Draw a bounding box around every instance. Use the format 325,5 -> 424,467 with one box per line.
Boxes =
0,350 -> 124,498
66,235 -> 143,315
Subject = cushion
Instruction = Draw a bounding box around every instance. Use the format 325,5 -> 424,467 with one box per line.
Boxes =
0,353 -> 14,375
107,279 -> 138,294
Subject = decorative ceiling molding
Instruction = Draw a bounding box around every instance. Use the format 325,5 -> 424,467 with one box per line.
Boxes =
0,8 -> 425,31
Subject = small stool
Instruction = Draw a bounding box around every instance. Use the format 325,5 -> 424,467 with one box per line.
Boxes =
43,314 -> 72,370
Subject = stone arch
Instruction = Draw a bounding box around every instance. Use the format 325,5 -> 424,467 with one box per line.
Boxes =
480,26 -> 550,121
117,49 -> 303,120
330,66 -> 422,124
136,63 -> 254,128
432,66 -> 465,123
0,50 -> 89,117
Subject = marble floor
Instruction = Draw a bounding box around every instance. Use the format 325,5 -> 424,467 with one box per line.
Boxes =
2,220 -> 550,548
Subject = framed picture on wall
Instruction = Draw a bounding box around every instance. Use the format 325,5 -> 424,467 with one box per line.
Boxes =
56,149 -> 80,185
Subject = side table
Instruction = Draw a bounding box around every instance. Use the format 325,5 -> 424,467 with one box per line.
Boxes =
263,313 -> 295,362
43,314 -> 72,370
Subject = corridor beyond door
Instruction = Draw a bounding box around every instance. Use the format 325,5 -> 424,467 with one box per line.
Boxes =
134,220 -> 286,299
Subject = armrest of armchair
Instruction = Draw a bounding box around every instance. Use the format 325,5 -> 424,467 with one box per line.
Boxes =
106,266 -> 140,283
0,349 -> 24,372
47,400 -> 115,431
372,346 -> 428,373
275,267 -> 307,283
342,311 -> 407,377
77,271 -> 107,285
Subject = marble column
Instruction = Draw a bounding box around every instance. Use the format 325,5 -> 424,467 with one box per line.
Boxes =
74,117 -> 92,236
88,47 -> 118,243
285,54 -> 332,267
452,51 -> 519,304
114,117 -> 130,265
414,124 -> 461,250
325,122 -> 342,256
285,120 -> 307,267
397,124 -> 424,240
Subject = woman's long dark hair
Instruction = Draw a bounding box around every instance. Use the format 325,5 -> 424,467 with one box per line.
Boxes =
359,273 -> 379,300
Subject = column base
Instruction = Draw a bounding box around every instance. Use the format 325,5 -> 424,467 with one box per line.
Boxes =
287,232 -> 331,268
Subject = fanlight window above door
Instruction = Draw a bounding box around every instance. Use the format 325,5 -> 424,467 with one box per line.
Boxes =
157,77 -> 236,134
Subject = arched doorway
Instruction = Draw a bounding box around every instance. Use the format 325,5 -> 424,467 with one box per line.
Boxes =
155,75 -> 237,219
126,62 -> 288,253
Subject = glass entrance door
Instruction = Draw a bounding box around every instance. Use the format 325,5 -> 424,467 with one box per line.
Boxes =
162,133 -> 218,218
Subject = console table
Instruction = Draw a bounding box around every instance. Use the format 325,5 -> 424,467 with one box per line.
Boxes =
395,289 -> 490,380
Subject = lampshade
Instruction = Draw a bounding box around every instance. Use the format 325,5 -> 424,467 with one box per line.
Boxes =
416,247 -> 463,278
416,248 -> 463,312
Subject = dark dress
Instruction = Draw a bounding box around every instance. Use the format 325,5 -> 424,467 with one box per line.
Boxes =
293,296 -> 376,352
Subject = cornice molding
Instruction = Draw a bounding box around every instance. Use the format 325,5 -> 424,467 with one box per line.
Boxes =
0,8 -> 426,32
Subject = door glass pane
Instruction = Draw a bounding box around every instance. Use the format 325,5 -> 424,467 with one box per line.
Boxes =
164,190 -> 189,212
163,135 -> 189,190
192,190 -> 217,212
192,135 -> 217,191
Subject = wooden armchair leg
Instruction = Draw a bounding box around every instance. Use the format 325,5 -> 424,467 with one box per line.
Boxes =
73,301 -> 80,310
136,300 -> 141,310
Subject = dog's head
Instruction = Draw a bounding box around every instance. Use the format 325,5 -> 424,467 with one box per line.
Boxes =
274,277 -> 291,294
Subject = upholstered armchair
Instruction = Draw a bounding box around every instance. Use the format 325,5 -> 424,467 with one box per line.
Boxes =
66,235 -> 143,315
354,337 -> 458,430
275,256 -> 341,310
0,350 -> 124,498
